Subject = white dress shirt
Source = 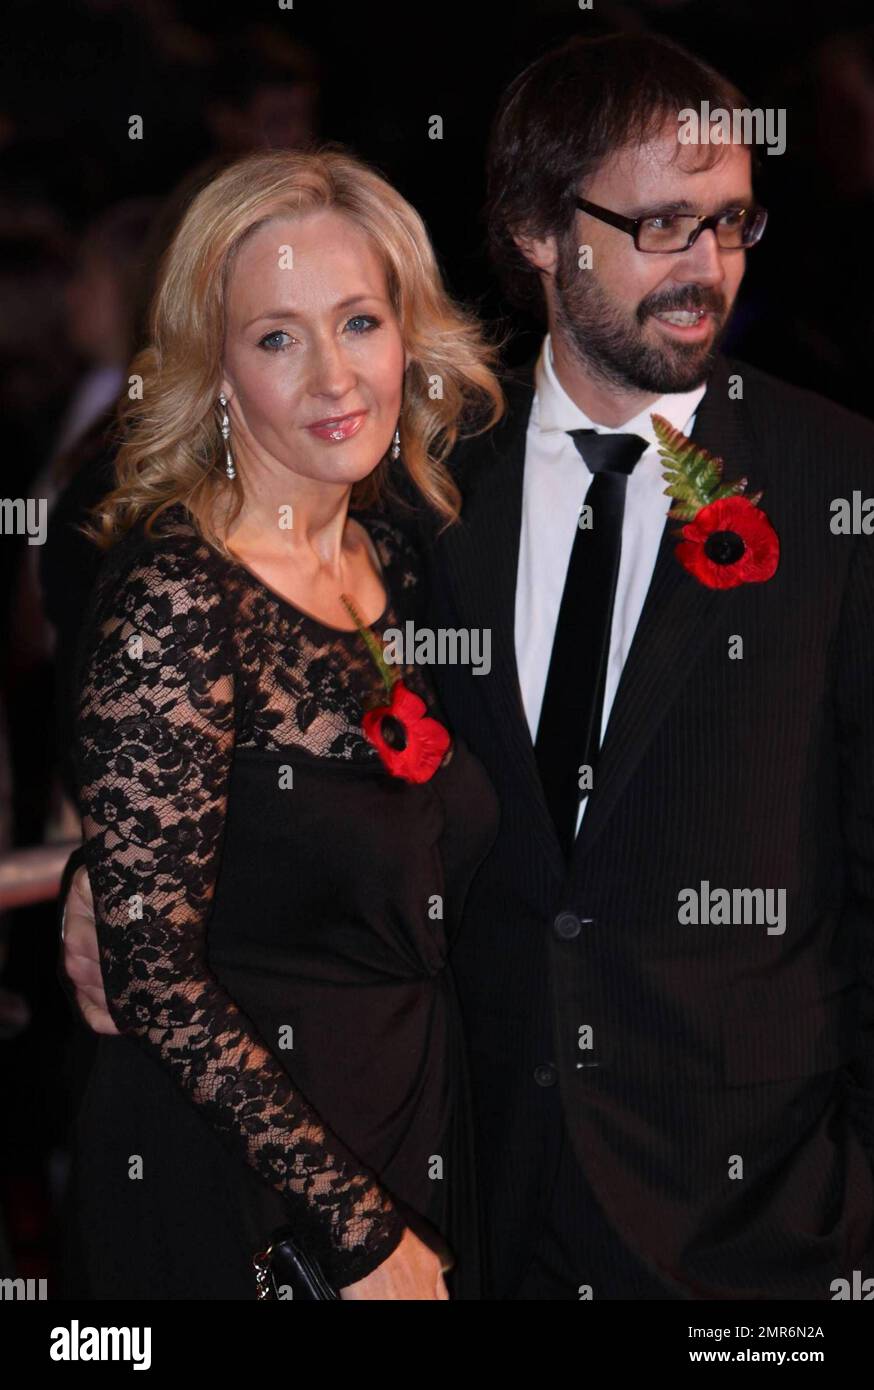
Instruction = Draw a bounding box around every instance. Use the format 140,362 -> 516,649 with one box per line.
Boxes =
514,334 -> 708,837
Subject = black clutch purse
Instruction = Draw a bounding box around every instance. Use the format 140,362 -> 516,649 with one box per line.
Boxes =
253,1227 -> 340,1300
254,1206 -> 454,1301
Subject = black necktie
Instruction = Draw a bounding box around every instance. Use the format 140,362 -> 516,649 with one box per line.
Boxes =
534,429 -> 648,858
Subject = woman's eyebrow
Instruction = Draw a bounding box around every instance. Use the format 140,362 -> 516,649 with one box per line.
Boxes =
244,294 -> 385,330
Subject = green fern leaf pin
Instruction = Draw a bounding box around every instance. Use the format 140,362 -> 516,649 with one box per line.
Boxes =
651,413 -> 750,522
340,592 -> 397,698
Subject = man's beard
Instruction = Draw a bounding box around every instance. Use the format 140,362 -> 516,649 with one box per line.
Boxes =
553,233 -> 732,395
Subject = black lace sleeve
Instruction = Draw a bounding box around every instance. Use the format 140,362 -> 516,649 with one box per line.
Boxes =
71,531 -> 406,1288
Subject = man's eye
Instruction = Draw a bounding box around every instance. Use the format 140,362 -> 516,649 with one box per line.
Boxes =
644,214 -> 679,231
259,330 -> 293,351
720,209 -> 745,227
346,315 -> 380,333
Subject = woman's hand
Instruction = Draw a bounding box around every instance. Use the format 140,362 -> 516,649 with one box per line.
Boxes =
61,864 -> 119,1035
339,1226 -> 451,1300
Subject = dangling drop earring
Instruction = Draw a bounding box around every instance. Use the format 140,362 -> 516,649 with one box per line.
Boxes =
390,425 -> 401,461
219,393 -> 235,479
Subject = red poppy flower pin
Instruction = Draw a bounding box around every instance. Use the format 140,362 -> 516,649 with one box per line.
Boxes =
340,594 -> 451,783
651,414 -> 779,590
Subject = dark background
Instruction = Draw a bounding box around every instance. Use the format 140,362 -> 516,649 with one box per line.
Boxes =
1,0 -> 872,1287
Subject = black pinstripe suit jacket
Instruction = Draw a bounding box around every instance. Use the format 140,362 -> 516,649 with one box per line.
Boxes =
420,352 -> 874,1299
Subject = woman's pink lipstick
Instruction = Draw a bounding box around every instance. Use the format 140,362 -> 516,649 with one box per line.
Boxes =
305,410 -> 368,442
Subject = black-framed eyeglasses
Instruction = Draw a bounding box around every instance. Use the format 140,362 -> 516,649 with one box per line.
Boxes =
575,197 -> 768,253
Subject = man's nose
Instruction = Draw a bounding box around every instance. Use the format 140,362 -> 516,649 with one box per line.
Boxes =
672,227 -> 730,286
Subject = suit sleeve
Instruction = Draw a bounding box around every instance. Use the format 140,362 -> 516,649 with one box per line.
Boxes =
835,527 -> 874,1165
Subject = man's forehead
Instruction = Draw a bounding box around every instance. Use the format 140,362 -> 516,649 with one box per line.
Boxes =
593,128 -> 753,198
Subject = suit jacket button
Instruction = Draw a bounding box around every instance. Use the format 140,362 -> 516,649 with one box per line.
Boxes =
553,910 -> 582,940
534,1063 -> 558,1087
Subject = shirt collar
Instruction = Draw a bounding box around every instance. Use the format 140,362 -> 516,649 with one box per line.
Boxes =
534,331 -> 707,448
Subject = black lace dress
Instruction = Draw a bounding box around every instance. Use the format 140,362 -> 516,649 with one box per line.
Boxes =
69,500 -> 499,1300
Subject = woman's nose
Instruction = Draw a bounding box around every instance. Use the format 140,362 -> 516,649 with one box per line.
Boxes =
307,338 -> 357,399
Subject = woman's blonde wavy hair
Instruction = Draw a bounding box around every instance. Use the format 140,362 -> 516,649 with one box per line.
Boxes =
83,144 -> 506,554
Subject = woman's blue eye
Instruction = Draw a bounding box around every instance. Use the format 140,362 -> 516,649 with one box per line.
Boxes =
346,315 -> 380,333
259,330 -> 292,351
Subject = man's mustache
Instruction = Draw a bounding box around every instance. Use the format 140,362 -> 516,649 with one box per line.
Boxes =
637,290 -> 726,323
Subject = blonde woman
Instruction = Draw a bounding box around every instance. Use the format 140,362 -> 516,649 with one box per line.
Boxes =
66,147 -> 503,1300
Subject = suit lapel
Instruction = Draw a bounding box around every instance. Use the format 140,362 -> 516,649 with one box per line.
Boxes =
437,362 -> 568,882
573,353 -> 755,860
